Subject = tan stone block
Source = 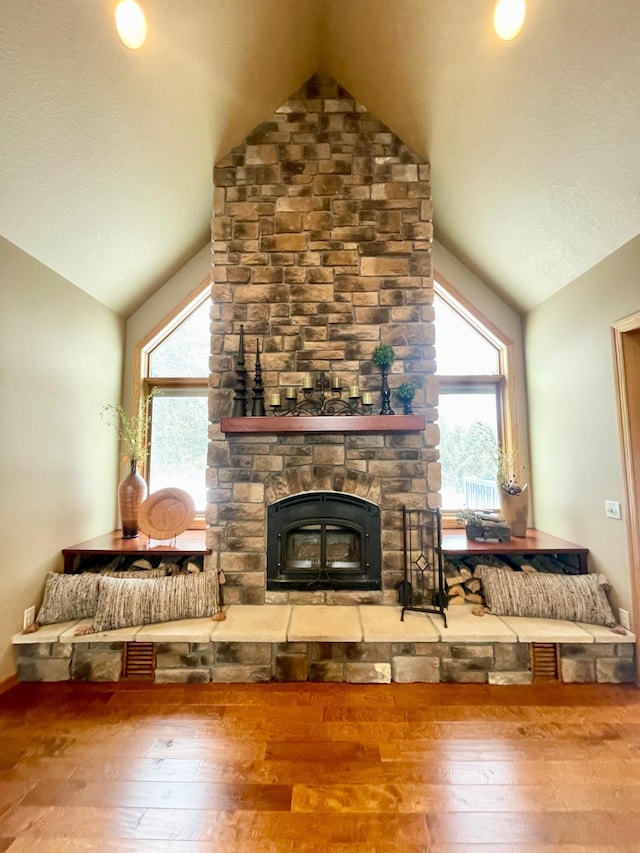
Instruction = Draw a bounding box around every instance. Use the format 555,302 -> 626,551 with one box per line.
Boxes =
392,656 -> 440,683
227,202 -> 259,221
233,284 -> 288,303
275,196 -> 313,212
212,217 -> 231,240
308,268 -> 335,283
333,226 -> 376,242
427,462 -> 441,491
312,175 -> 344,195
322,250 -> 358,267
261,234 -> 308,252
245,144 -> 278,164
304,211 -> 333,230
371,183 -> 409,200
346,663 -> 391,684
235,223 -> 260,241
251,267 -> 285,283
232,483 -> 265,503
361,257 -> 410,277
289,284 -> 334,302
227,266 -> 251,283
313,445 -> 345,466
391,164 -> 419,182
408,182 -> 431,198
246,164 -> 282,185
298,252 -> 321,266
213,186 -> 226,215
275,212 -> 302,233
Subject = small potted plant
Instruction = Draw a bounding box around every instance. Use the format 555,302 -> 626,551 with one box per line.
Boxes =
396,381 -> 417,414
372,345 -> 395,414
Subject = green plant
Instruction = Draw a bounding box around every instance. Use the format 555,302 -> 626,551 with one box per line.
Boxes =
372,344 -> 395,368
396,381 -> 417,402
101,392 -> 156,463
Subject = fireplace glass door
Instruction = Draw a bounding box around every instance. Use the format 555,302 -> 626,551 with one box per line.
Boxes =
285,522 -> 363,582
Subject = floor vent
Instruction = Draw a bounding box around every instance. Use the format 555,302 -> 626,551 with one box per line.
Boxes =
530,642 -> 559,681
123,642 -> 156,680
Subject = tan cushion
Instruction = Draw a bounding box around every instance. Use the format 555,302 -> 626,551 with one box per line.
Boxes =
481,567 -> 616,626
91,571 -> 219,632
37,572 -> 100,625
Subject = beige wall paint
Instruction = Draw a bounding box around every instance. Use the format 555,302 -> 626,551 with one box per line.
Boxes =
526,234 -> 640,617
0,238 -> 124,680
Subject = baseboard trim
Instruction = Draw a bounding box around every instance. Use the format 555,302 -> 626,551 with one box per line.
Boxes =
0,674 -> 18,695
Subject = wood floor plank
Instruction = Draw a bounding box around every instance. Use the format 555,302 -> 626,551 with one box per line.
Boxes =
2,681 -> 640,850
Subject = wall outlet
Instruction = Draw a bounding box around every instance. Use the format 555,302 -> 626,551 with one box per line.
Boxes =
619,608 -> 631,630
23,606 -> 36,631
605,500 -> 622,520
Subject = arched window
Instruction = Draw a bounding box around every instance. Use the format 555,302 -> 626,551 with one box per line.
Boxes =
136,282 -> 210,516
435,280 -> 515,516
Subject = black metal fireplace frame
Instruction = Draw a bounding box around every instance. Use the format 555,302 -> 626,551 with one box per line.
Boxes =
267,492 -> 381,591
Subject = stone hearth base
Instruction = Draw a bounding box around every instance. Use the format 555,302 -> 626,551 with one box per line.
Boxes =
13,606 -> 635,685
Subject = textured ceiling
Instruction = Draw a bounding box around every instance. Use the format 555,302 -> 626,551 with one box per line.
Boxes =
1,0 -> 639,315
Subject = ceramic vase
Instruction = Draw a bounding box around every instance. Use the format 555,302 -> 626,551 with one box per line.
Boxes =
118,459 -> 147,538
499,483 -> 529,537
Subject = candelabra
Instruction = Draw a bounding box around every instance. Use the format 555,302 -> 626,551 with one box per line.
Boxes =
268,372 -> 374,416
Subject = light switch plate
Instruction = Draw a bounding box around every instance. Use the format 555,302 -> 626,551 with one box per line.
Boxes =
605,500 -> 622,520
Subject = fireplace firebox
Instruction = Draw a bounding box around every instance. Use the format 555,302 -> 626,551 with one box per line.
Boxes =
267,492 -> 381,591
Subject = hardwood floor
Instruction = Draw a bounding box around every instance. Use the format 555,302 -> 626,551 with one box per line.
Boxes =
1,681 -> 640,851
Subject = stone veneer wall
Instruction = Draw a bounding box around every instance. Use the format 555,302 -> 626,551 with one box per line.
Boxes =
208,74 -> 438,606
14,640 -> 636,684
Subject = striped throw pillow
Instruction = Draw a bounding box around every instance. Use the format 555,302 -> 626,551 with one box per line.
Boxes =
91,571 -> 219,632
37,572 -> 101,625
481,567 -> 616,626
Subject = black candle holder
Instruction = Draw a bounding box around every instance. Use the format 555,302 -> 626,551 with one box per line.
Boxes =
231,324 -> 247,417
269,372 -> 374,417
251,340 -> 266,416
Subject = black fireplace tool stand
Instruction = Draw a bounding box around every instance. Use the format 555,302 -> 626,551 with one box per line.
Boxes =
399,506 -> 448,627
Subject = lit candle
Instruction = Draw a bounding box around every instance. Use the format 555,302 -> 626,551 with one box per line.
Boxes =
270,393 -> 281,407
331,376 -> 341,390
362,392 -> 373,406
349,385 -> 360,399
302,375 -> 313,390
285,386 -> 297,400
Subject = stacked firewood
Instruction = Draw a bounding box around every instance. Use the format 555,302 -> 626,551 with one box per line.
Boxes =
443,560 -> 485,606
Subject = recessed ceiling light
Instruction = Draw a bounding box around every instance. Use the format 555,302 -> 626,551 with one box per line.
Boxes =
115,0 -> 147,50
493,0 -> 526,41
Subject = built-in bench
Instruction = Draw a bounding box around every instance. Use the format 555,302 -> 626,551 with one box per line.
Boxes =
12,604 -> 636,685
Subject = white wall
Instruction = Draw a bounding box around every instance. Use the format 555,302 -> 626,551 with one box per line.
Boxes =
0,238 -> 124,680
526,234 -> 640,615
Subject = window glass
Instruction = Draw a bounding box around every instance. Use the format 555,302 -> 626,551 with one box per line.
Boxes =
435,294 -> 500,375
438,390 -> 499,510
148,300 -> 210,378
148,391 -> 208,512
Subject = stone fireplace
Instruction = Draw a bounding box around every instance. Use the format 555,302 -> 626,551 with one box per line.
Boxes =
207,73 -> 439,606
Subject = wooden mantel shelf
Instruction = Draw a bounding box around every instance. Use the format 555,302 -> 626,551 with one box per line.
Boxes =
220,415 -> 427,434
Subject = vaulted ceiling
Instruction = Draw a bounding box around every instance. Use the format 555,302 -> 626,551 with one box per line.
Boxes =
2,0 -> 639,316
